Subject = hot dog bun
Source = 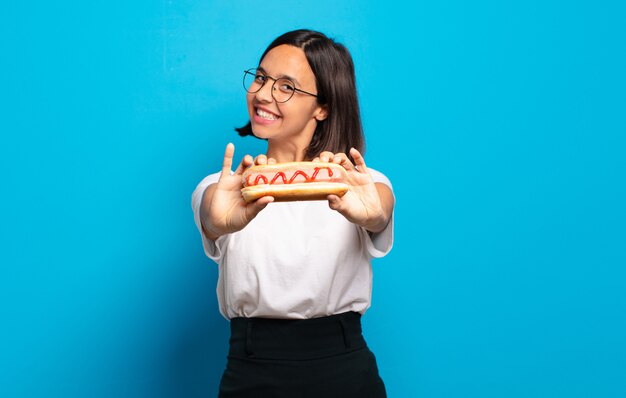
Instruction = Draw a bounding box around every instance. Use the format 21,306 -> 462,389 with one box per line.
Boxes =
241,162 -> 349,202
241,182 -> 349,202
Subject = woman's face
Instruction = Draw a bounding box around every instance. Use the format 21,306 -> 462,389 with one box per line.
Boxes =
247,44 -> 327,144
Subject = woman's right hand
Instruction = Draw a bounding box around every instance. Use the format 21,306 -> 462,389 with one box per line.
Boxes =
200,143 -> 275,240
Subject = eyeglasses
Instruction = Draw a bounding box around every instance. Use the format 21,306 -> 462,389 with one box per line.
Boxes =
243,68 -> 318,103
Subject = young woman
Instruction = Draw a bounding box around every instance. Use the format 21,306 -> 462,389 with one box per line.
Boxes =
192,29 -> 394,397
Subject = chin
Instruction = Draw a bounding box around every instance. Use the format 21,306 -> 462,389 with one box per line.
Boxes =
251,126 -> 271,140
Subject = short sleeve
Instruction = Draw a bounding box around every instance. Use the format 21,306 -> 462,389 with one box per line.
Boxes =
191,171 -> 227,262
359,167 -> 395,258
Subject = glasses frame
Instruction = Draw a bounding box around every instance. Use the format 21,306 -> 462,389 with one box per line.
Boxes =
243,68 -> 318,103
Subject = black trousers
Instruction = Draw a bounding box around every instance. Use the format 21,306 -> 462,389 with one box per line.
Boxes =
218,312 -> 387,397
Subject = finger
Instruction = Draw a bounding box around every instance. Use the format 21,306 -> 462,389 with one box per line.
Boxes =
255,196 -> 274,206
327,194 -> 343,211
255,154 -> 268,165
221,143 -> 235,178
245,196 -> 274,220
319,151 -> 335,162
350,148 -> 368,174
333,153 -> 356,171
234,154 -> 253,175
268,157 -> 277,165
312,157 -> 320,163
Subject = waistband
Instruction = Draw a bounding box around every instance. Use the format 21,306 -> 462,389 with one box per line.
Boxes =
228,312 -> 366,360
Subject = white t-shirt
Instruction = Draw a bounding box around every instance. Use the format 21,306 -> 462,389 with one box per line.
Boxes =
191,168 -> 394,320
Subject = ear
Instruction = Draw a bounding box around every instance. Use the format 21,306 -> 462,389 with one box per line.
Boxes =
314,105 -> 328,121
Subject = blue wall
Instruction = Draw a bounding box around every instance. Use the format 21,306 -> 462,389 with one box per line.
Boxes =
2,1 -> 625,397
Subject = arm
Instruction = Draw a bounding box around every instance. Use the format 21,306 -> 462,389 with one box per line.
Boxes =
200,144 -> 274,241
199,183 -> 220,240
366,182 -> 394,233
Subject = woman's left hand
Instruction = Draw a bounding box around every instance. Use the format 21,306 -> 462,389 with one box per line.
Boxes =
314,148 -> 393,233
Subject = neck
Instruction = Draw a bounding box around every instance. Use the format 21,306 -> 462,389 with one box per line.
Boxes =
266,144 -> 305,162
263,118 -> 319,162
266,136 -> 312,163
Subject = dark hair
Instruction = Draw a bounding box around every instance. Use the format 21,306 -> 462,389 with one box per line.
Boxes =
236,29 -> 365,160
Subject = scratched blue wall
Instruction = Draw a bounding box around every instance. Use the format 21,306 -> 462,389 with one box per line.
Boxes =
1,1 -> 625,397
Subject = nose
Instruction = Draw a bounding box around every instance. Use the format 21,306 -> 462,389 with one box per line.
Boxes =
255,79 -> 274,103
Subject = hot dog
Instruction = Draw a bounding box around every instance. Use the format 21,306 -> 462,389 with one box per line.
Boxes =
241,162 -> 349,202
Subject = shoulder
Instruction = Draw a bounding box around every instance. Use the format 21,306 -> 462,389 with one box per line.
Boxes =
191,170 -> 222,203
366,167 -> 393,190
198,170 -> 222,186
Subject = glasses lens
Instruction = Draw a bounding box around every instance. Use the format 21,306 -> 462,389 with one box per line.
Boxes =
242,69 -> 297,102
273,78 -> 296,103
243,69 -> 264,93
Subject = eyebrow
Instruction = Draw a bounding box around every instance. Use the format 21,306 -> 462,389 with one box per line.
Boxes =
257,66 -> 301,86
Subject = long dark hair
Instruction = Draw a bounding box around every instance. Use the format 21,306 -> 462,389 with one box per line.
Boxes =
236,29 -> 365,160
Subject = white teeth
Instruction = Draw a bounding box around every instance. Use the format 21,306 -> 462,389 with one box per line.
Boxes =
256,108 -> 278,120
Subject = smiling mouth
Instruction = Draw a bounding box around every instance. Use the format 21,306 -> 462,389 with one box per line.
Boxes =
256,107 -> 280,121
